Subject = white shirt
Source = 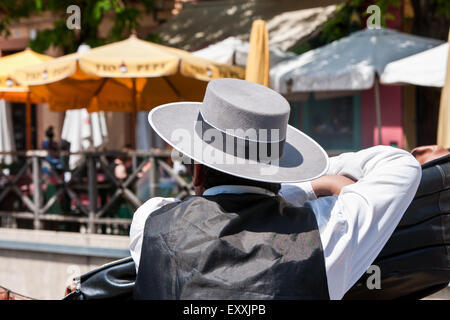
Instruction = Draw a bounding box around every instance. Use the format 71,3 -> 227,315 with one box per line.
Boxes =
129,145 -> 422,300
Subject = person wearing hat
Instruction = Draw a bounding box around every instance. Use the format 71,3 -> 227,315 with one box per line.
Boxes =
130,78 -> 421,300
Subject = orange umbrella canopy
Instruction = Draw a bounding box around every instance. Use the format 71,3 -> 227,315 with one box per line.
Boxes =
0,48 -> 54,150
0,48 -> 53,103
245,20 -> 270,87
14,35 -> 245,112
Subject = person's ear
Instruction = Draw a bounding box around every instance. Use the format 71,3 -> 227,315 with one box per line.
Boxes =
193,164 -> 206,195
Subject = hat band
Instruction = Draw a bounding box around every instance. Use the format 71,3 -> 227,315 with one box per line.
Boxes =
195,112 -> 285,162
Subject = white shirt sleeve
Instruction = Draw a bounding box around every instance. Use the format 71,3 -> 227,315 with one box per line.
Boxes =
279,181 -> 317,207
129,197 -> 180,272
303,146 -> 421,300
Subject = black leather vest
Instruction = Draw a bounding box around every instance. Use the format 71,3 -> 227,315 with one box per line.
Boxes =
134,193 -> 329,299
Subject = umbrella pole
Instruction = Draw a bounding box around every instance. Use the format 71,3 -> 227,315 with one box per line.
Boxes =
26,91 -> 32,150
131,78 -> 137,150
374,77 -> 382,145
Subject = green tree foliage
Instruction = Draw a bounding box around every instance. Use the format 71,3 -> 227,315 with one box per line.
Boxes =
292,0 -> 402,55
290,0 -> 450,55
0,0 -> 158,53
430,0 -> 450,20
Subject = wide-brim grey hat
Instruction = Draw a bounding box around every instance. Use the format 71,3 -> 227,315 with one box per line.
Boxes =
148,78 -> 329,183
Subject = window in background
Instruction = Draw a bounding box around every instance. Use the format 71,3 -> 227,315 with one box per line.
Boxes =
301,94 -> 361,151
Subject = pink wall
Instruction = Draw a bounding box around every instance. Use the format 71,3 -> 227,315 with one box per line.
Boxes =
361,84 -> 404,148
358,1 -> 405,149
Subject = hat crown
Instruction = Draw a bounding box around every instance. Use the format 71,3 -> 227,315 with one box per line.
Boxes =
200,79 -> 290,142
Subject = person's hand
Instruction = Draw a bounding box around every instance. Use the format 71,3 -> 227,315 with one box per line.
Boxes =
311,175 -> 356,197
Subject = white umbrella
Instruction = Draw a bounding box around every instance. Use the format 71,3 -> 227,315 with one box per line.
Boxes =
61,109 -> 108,169
270,28 -> 442,144
0,100 -> 16,165
193,36 -> 295,68
59,43 -> 109,170
381,43 -> 448,87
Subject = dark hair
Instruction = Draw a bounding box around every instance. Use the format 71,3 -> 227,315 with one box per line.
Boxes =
45,126 -> 54,139
202,165 -> 281,194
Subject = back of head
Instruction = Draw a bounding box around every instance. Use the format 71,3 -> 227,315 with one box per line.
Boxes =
45,126 -> 54,140
202,165 -> 281,194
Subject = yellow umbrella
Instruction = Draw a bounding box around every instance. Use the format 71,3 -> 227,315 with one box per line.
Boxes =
245,20 -> 270,87
0,48 -> 53,149
437,30 -> 450,148
15,52 -> 104,111
14,35 -> 245,147
15,35 -> 245,112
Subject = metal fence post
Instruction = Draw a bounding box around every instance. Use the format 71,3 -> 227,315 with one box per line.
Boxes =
149,155 -> 160,198
87,154 -> 98,234
32,155 -> 42,230
132,153 -> 137,173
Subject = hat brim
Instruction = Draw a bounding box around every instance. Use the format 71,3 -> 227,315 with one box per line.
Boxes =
148,102 -> 329,183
